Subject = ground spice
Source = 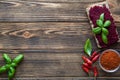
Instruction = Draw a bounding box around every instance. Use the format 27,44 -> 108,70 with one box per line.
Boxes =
100,51 -> 120,70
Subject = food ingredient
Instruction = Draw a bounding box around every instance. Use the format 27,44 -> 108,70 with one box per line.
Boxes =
93,66 -> 98,77
82,56 -> 92,65
3,54 -> 12,64
89,5 -> 119,48
90,51 -> 98,60
0,53 -> 24,80
100,50 -> 120,70
84,39 -> 92,56
82,65 -> 89,74
83,63 -> 92,69
8,67 -> 16,80
92,13 -> 111,44
82,39 -> 100,77
92,54 -> 100,63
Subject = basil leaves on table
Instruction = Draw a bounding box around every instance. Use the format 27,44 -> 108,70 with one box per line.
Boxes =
84,39 -> 92,56
3,54 -> 12,64
92,13 -> 111,44
0,53 -> 24,80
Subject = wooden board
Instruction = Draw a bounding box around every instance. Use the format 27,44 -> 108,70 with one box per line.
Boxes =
0,0 -> 120,80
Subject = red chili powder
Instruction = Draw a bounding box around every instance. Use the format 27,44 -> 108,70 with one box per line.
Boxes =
100,51 -> 120,70
89,5 -> 119,48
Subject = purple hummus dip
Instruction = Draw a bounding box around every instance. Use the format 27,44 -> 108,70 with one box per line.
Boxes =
89,5 -> 119,48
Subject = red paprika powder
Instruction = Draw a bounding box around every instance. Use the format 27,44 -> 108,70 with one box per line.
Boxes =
100,50 -> 120,70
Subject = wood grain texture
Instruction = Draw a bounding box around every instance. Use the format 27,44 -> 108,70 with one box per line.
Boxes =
0,0 -> 120,79
0,51 -> 120,78
0,22 -> 96,50
1,77 -> 120,80
0,0 -> 119,22
0,22 -> 119,50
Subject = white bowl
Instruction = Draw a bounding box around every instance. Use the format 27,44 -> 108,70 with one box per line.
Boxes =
99,49 -> 120,73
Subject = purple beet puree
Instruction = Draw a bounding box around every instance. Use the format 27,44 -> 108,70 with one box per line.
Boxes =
89,5 -> 119,48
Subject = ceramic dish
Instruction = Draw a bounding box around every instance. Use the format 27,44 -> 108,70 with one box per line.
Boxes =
99,49 -> 120,73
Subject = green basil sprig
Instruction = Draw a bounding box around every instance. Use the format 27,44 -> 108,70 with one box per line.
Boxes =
84,39 -> 92,56
8,67 -> 16,80
0,53 -> 24,80
92,13 -> 111,44
3,54 -> 12,64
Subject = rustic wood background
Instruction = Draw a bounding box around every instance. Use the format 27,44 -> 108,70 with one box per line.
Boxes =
0,0 -> 120,80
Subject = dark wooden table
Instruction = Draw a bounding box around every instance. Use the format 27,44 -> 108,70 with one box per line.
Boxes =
0,0 -> 120,80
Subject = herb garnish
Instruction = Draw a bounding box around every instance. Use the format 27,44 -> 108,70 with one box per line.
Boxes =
92,13 -> 111,44
0,54 -> 24,80
84,39 -> 92,56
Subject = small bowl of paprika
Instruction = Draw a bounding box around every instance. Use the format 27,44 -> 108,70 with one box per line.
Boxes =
99,49 -> 120,73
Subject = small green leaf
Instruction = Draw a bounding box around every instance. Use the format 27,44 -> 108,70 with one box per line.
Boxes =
104,20 -> 111,27
5,64 -> 11,70
8,67 -> 15,80
100,13 -> 104,21
11,63 -> 17,67
102,28 -> 109,35
0,66 -> 7,73
3,53 -> 12,64
13,54 -> 24,65
96,19 -> 103,27
102,33 -> 108,44
84,39 -> 92,56
92,27 -> 101,34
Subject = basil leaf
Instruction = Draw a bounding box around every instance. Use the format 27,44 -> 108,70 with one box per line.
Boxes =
102,28 -> 109,35
104,20 -> 111,27
102,33 -> 108,44
96,19 -> 103,27
3,54 -> 12,64
100,13 -> 104,21
0,66 -> 7,73
13,54 -> 24,65
92,27 -> 101,34
8,67 -> 16,80
84,39 -> 92,56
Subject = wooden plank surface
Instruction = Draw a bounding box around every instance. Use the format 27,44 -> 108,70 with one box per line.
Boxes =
0,0 -> 120,22
0,0 -> 120,80
0,22 -> 120,50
